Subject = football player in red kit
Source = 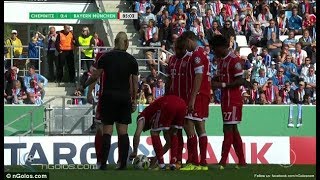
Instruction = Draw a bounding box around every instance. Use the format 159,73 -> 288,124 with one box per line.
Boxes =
166,37 -> 193,169
209,35 -> 250,169
178,32 -> 211,171
129,95 -> 187,170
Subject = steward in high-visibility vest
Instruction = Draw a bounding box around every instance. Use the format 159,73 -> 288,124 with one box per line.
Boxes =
78,35 -> 94,58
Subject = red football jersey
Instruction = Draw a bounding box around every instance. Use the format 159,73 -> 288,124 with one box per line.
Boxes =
139,95 -> 187,131
167,52 -> 193,103
217,51 -> 244,107
191,46 -> 211,98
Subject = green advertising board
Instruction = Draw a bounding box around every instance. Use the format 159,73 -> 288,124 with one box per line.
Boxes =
129,105 -> 316,136
4,105 -> 45,136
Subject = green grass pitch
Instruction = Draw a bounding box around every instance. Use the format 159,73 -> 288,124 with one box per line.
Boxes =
5,164 -> 316,180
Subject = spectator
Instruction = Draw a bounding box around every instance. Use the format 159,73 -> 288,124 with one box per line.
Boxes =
280,80 -> 295,104
261,48 -> 272,68
310,42 -> 316,64
217,7 -> 229,27
46,26 -> 58,82
248,81 -> 260,104
247,45 -> 259,63
292,80 -> 311,105
93,32 -> 105,57
72,88 -> 83,105
55,25 -> 76,83
299,29 -> 313,56
213,88 -> 221,104
172,8 -> 188,26
4,66 -> 25,92
220,20 -> 236,41
205,21 -> 221,41
283,30 -> 298,53
249,21 -> 263,46
272,66 -> 290,88
33,31 -> 46,47
267,32 -> 282,58
303,94 -> 312,105
298,0 -> 314,16
277,10 -> 288,35
144,33 -> 163,70
146,68 -> 159,84
197,0 -> 210,18
182,0 -> 192,13
300,57 -> 312,78
267,61 -> 277,78
263,19 -> 280,42
197,31 -> 209,46
143,19 -> 158,43
258,92 -> 268,105
190,18 -> 204,36
262,78 -> 279,104
28,37 -> 41,69
174,20 -> 187,36
288,7 -> 302,35
186,6 -> 199,29
302,13 -> 316,37
293,42 -> 307,67
228,35 -> 238,52
211,0 -> 224,18
252,56 -> 266,81
232,14 -> 244,35
24,65 -> 48,100
257,4 -> 273,29
274,95 -> 283,104
255,68 -> 268,87
153,78 -> 165,99
279,44 -> 290,63
203,9 -> 215,32
239,0 -> 253,20
304,65 -> 316,95
242,11 -> 256,42
4,30 -> 23,69
281,55 -> 298,83
146,95 -> 155,104
134,0 -> 152,30
5,80 -> 27,104
168,0 -> 183,16
243,70 -> 252,83
26,78 -> 43,105
158,18 -> 173,50
140,81 -> 153,97
156,9 -> 170,28
140,7 -> 157,34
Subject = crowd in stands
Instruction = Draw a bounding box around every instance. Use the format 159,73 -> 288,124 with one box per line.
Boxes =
132,0 -> 316,105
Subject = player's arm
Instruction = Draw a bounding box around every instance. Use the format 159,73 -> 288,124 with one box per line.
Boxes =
189,65 -> 204,111
87,80 -> 97,104
130,118 -> 145,160
130,59 -> 139,113
84,69 -> 103,88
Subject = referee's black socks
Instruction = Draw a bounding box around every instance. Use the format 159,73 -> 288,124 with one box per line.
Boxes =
101,134 -> 111,167
118,134 -> 129,169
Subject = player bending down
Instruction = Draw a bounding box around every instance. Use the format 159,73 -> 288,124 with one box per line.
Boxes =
129,95 -> 187,170
209,35 -> 251,169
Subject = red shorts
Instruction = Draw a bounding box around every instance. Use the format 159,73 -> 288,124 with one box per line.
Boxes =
221,105 -> 243,124
185,94 -> 210,121
150,107 -> 185,131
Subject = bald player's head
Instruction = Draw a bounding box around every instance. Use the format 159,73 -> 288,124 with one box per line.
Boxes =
114,32 -> 129,51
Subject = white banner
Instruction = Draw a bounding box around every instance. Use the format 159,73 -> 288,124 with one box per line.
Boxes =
4,136 -> 290,165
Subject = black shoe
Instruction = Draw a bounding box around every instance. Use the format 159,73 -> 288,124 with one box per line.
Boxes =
116,165 -> 127,170
99,164 -> 107,170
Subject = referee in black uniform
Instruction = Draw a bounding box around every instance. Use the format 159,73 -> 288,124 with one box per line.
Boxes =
84,32 -> 139,170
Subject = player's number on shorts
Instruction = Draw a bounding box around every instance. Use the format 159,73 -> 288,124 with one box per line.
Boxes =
223,112 -> 232,121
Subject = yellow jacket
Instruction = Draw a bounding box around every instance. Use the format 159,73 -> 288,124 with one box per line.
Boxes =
5,38 -> 23,58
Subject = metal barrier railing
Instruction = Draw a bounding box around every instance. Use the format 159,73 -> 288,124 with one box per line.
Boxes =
4,45 -> 43,76
77,46 -> 173,83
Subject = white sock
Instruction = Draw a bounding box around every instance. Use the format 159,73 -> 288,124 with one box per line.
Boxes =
159,164 -> 165,168
289,104 -> 294,120
298,104 -> 302,120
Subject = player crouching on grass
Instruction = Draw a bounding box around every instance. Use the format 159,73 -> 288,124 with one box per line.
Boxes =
209,35 -> 252,170
129,95 -> 187,170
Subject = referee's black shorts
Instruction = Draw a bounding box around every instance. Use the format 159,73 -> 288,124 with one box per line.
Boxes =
100,94 -> 132,125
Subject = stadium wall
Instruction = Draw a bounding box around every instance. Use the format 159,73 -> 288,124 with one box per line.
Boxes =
4,105 -> 315,165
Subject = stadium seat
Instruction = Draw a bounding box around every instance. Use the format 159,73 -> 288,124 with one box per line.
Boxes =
240,47 -> 252,57
236,35 -> 248,47
285,11 -> 292,19
257,47 -> 262,54
280,35 -> 288,42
